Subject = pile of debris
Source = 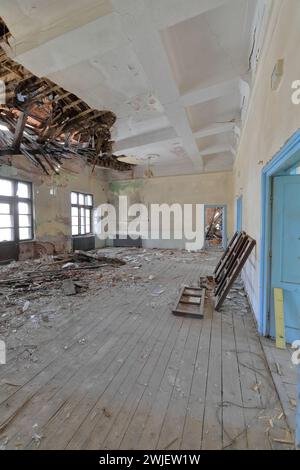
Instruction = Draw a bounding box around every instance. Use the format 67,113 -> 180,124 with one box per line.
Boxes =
0,250 -> 126,301
205,207 -> 223,247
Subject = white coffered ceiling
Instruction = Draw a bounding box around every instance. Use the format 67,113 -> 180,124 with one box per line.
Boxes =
1,0 -> 264,176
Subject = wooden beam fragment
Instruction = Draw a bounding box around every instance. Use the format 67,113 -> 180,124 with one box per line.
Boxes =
12,111 -> 27,150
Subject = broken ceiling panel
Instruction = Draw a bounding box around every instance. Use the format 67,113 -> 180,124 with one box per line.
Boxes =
0,17 -> 133,174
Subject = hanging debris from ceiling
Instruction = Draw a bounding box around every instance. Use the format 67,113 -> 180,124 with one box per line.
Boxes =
0,17 -> 133,174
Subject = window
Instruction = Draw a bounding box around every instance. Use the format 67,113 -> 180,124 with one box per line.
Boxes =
0,178 -> 33,242
71,192 -> 93,236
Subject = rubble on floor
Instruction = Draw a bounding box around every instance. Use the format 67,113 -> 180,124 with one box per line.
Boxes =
0,248 -> 295,450
0,247 -> 215,341
0,249 -> 126,301
205,207 -> 223,248
222,282 -> 250,315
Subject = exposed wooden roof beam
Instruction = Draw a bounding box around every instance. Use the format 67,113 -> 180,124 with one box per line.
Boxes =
12,111 -> 27,150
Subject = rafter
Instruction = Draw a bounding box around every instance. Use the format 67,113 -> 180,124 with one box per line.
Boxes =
0,17 -> 133,174
12,111 -> 28,150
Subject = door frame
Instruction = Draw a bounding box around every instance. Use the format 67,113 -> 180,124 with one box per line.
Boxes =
260,129 -> 300,336
204,204 -> 227,250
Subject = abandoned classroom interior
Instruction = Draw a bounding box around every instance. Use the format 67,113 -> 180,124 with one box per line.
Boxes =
0,0 -> 299,451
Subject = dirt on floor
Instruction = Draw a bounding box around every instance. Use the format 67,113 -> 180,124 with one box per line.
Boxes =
0,248 -> 296,450
0,248 -> 216,370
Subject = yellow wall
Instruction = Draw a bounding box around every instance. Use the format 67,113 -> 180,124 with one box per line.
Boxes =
234,0 -> 300,318
0,156 -> 234,254
109,171 -> 234,249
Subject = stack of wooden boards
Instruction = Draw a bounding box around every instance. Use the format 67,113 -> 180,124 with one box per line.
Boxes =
213,231 -> 256,310
172,231 -> 256,318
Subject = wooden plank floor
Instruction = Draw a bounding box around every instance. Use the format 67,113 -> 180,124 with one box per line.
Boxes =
261,337 -> 297,434
0,249 -> 295,450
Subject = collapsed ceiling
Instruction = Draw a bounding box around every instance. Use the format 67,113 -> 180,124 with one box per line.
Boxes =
0,17 -> 133,174
0,1 -> 268,177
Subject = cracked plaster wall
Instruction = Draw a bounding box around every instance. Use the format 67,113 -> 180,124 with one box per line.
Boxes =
0,155 -> 108,255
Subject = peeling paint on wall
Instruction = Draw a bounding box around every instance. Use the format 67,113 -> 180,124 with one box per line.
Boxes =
109,179 -> 144,195
0,155 -> 109,253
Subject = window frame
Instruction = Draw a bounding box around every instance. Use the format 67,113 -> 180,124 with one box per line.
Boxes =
71,191 -> 93,237
0,177 -> 34,243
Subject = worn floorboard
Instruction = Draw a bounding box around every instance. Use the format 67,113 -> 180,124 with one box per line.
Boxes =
0,249 -> 295,450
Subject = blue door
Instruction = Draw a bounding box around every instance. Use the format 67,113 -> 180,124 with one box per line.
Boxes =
270,176 -> 300,343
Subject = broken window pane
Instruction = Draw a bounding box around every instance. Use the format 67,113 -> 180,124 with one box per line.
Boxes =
0,203 -> 10,214
18,202 -> 30,215
19,227 -> 32,240
0,179 -> 13,196
0,214 -> 13,228
78,193 -> 85,205
71,192 -> 77,204
17,182 -> 30,198
0,228 -> 13,242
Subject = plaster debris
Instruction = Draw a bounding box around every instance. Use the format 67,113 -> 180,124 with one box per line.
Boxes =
22,301 -> 30,313
62,279 -> 77,296
251,382 -> 262,392
151,288 -> 165,296
289,399 -> 297,409
102,408 -> 112,418
0,248 -> 295,450
0,436 -> 9,450
31,424 -> 43,448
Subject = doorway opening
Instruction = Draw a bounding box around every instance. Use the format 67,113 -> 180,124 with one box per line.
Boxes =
260,130 -> 300,343
204,205 -> 227,250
